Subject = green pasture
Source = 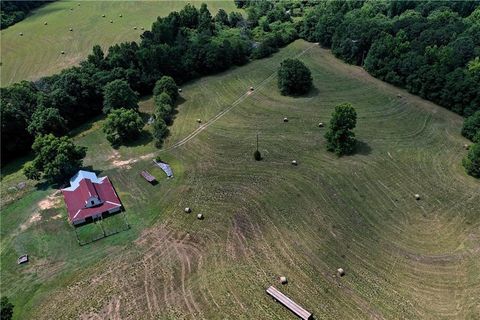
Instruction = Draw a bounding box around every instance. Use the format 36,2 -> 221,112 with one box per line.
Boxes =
1,40 -> 479,319
0,0 -> 238,85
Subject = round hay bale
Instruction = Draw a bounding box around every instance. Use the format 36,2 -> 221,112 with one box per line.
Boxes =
178,88 -> 182,93
61,51 -> 65,54
464,144 -> 470,150
69,28 -> 73,31
133,26 -> 137,30
397,94 -> 402,98
110,20 -> 113,23
291,160 -> 297,166
78,3 -> 81,6
415,194 -> 420,200
197,213 -> 204,220
119,14 -> 123,17
102,14 -> 106,17
184,207 -> 191,213
140,27 -> 144,30
337,268 -> 345,277
279,276 -> 287,284
19,32 -> 23,36
283,117 -> 288,122
196,119 -> 202,123
44,22 -> 48,25
318,122 -> 324,127
250,86 -> 254,91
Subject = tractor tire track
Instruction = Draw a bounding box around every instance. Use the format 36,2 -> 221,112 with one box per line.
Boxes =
161,44 -> 317,153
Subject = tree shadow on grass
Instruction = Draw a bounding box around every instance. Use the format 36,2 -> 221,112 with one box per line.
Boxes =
34,180 -> 53,191
167,96 -> 186,125
304,86 -> 320,98
81,165 -> 103,176
354,140 -> 372,156
286,86 -> 320,99
123,130 -> 153,148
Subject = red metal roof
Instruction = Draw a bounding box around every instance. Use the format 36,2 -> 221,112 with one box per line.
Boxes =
61,175 -> 122,224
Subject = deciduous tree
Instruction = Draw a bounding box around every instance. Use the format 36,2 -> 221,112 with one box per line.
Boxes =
27,107 -> 67,136
103,108 -> 144,146
153,76 -> 179,101
277,58 -> 313,96
23,134 -> 87,183
325,103 -> 357,156
103,79 -> 139,114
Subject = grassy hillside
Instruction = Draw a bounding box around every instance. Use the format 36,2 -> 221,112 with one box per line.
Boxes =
1,40 -> 479,319
0,0 -> 238,85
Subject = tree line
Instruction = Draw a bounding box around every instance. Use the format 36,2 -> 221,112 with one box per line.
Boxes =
1,2 -> 302,167
2,1 -> 479,178
300,0 -> 479,117
462,111 -> 480,177
0,1 -> 54,29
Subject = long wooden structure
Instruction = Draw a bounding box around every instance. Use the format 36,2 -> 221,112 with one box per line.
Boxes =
140,170 -> 156,183
266,286 -> 312,320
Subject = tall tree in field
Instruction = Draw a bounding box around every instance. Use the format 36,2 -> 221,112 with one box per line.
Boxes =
277,58 -> 313,96
102,80 -> 139,114
103,108 -> 144,147
325,103 -> 357,156
23,134 -> 87,183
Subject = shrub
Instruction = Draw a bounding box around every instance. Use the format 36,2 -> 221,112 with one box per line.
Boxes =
254,150 -> 262,160
0,296 -> 14,320
463,142 -> 480,178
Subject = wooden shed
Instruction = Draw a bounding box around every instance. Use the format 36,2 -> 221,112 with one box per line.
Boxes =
266,286 -> 312,320
140,170 -> 156,183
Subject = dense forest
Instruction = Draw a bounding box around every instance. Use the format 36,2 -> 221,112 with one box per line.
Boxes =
1,0 -> 479,169
0,1 -> 54,29
1,1 -> 300,164
299,0 -> 480,116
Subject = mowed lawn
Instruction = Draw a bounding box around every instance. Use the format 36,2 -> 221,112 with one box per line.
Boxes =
0,0 -> 238,85
1,40 -> 480,319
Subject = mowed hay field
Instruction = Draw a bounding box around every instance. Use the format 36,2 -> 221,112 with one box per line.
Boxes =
1,40 -> 480,319
0,0 -> 238,85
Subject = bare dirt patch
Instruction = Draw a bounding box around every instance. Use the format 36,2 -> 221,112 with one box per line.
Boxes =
37,190 -> 62,210
108,150 -> 156,169
20,212 -> 42,231
39,224 -> 205,319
